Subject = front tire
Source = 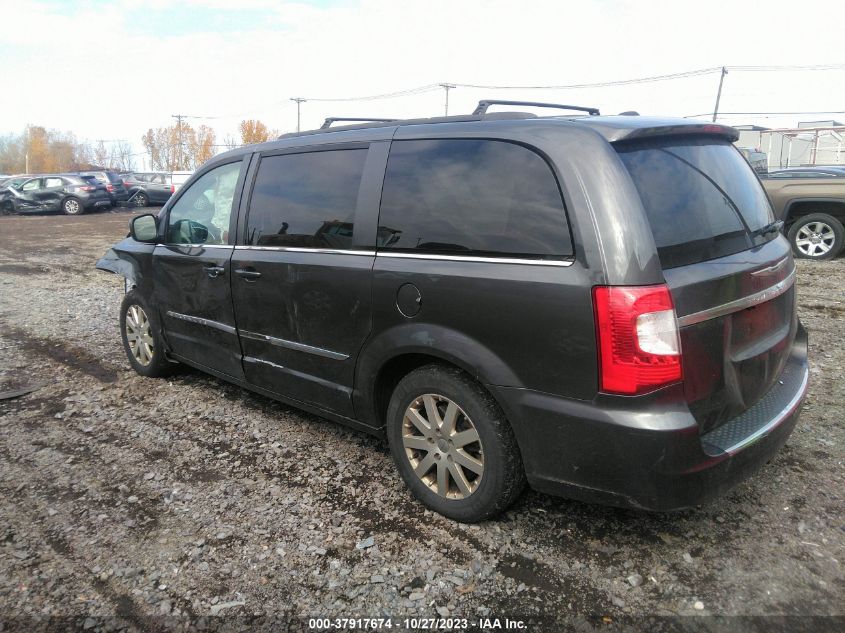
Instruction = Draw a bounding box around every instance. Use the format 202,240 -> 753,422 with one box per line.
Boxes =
386,364 -> 526,522
787,213 -> 844,260
62,197 -> 84,215
120,290 -> 175,377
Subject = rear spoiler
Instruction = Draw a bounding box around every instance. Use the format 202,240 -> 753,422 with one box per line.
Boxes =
572,117 -> 741,144
612,123 -> 740,144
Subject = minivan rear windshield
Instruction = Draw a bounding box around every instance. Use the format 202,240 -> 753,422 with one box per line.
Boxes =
616,137 -> 775,269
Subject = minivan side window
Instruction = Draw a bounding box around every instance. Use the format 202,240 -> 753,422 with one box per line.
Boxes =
377,139 -> 573,258
245,149 -> 367,248
166,161 -> 241,245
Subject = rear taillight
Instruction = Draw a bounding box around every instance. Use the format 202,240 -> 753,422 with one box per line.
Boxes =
170,184 -> 175,194
106,183 -> 114,192
592,284 -> 682,395
76,185 -> 95,192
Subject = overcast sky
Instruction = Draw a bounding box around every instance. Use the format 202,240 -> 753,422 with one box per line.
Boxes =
2,0 -> 844,168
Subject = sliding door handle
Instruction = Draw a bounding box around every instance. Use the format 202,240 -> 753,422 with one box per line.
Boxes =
203,265 -> 225,278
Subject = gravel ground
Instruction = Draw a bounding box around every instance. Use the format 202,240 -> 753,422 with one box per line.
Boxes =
0,208 -> 843,633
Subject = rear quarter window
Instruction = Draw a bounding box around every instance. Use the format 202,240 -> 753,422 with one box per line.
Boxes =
617,138 -> 775,269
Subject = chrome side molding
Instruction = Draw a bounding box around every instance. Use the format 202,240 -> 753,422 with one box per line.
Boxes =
165,311 -> 237,334
239,329 -> 349,361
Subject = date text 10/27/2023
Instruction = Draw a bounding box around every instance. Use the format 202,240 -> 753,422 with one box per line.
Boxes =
307,617 -> 527,630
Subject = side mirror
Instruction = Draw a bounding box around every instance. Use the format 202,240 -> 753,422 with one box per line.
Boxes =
129,214 -> 158,243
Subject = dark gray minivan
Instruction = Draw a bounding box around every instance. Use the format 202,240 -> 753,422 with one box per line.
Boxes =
97,102 -> 808,522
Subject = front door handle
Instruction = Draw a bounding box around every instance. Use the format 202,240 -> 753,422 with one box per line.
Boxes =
204,265 -> 225,278
235,268 -> 262,281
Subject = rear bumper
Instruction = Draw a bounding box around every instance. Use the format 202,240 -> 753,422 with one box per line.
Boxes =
493,323 -> 809,511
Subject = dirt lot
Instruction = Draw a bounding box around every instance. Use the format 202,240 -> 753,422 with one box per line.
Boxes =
0,208 -> 842,632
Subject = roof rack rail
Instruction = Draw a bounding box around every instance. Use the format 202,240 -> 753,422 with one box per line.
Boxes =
320,117 -> 399,129
472,100 -> 600,116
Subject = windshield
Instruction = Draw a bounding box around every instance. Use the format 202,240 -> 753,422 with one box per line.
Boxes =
617,138 -> 775,269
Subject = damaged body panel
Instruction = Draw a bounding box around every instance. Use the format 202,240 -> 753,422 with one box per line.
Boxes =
95,238 -> 156,292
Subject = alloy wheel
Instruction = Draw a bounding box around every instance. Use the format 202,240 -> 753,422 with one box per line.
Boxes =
402,393 -> 484,499
64,198 -> 81,214
795,221 -> 835,257
125,304 -> 154,366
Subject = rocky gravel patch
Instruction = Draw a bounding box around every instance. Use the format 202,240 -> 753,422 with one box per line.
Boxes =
0,210 -> 843,632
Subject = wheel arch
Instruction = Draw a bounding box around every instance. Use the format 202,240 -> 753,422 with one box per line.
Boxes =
783,198 -> 845,224
353,323 -> 521,430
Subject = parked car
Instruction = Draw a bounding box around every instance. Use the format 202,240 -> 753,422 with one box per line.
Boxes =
79,170 -> 129,206
97,103 -> 808,522
1,174 -> 110,215
760,168 -> 845,259
766,166 -> 845,178
738,147 -> 768,175
123,172 -> 175,207
169,171 -> 193,191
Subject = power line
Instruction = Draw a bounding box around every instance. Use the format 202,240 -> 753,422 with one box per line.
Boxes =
304,84 -> 442,102
451,67 -> 723,90
449,64 -> 845,91
728,64 -> 845,72
149,64 -> 845,123
685,110 -> 845,118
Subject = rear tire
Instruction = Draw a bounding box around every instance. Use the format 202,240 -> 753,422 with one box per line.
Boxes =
386,364 -> 526,522
62,197 -> 84,215
120,290 -> 175,378
787,213 -> 844,260
134,192 -> 149,208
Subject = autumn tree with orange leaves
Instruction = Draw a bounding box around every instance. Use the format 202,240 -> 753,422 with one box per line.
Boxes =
0,125 -> 107,173
239,119 -> 279,145
142,122 -> 217,171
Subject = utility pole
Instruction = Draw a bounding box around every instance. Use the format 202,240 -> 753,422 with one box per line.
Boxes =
172,114 -> 185,169
439,83 -> 456,116
712,66 -> 728,122
290,98 -> 307,132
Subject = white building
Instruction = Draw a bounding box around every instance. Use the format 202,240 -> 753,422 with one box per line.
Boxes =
735,121 -> 845,169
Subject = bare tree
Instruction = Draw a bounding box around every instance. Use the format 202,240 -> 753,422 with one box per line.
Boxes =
222,134 -> 240,150
94,141 -> 109,167
112,140 -> 135,171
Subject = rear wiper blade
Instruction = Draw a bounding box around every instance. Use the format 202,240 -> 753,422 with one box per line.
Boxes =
750,220 -> 784,238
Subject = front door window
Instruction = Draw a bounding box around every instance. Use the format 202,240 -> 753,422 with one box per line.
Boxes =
166,162 -> 241,245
